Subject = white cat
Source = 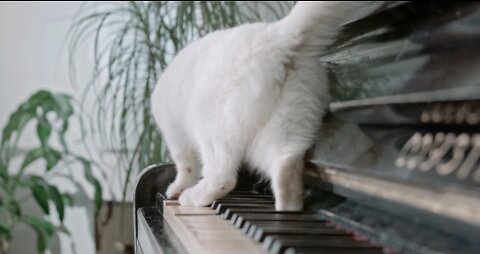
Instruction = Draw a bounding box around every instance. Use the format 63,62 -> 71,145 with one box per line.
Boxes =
151,1 -> 364,211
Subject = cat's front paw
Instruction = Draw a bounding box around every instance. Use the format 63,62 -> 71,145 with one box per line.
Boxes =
178,178 -> 235,207
166,177 -> 197,198
178,180 -> 213,207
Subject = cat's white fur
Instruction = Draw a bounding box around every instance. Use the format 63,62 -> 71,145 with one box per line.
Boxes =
151,2 -> 364,210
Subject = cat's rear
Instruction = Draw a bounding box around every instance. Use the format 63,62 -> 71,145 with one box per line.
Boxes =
151,2 -> 364,210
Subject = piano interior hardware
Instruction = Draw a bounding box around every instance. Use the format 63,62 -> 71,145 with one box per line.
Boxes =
305,166 -> 480,228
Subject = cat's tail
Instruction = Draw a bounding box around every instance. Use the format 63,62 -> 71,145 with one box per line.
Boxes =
276,1 -> 366,56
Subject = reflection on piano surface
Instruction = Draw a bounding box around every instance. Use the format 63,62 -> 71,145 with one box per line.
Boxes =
134,2 -> 480,254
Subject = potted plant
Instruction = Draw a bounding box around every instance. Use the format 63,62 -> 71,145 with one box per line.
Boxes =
0,90 -> 102,254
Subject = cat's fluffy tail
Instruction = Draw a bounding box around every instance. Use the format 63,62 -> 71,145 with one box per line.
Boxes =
277,1 -> 366,56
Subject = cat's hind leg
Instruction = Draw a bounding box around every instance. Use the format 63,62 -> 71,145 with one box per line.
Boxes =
163,128 -> 199,199
268,154 -> 304,211
178,139 -> 241,207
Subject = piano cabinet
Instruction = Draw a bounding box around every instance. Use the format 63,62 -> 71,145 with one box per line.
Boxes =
134,2 -> 480,254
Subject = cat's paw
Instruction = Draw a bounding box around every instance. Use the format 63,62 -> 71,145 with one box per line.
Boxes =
178,178 -> 236,207
275,198 -> 303,211
178,180 -> 213,207
165,176 -> 197,199
177,187 -> 195,206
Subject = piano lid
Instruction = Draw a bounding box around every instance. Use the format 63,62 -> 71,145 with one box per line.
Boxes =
323,1 -> 480,107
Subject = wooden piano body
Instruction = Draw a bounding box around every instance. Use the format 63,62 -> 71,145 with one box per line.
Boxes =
134,2 -> 480,253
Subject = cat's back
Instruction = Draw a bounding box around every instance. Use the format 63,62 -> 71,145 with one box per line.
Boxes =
158,22 -> 285,89
152,22 -> 286,119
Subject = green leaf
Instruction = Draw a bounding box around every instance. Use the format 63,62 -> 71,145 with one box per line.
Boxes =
25,217 -> 54,252
20,148 -> 44,171
79,158 -> 102,215
1,106 -> 35,146
48,185 -> 65,222
51,94 -> 74,122
45,148 -> 61,171
0,221 -> 9,237
0,164 -> 6,184
36,115 -> 52,147
22,176 -> 53,215
20,147 -> 62,172
8,200 -> 21,217
62,193 -> 74,207
56,224 -> 71,236
31,182 -> 50,215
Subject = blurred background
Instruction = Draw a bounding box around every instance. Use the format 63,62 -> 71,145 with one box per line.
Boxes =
0,2 -> 292,254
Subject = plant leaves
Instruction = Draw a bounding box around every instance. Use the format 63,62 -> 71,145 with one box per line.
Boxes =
8,200 -> 21,217
36,115 -> 52,147
30,181 -> 50,215
52,94 -> 74,122
56,224 -> 71,236
20,148 -> 44,171
45,148 -> 61,171
48,185 -> 65,222
1,105 -> 35,146
62,193 -> 74,207
79,158 -> 102,215
25,216 -> 54,252
0,221 -> 9,238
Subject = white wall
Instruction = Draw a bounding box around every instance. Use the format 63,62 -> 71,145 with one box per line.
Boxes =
0,2 -> 96,254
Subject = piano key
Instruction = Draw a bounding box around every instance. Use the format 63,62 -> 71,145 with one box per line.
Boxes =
269,237 -> 381,254
243,221 -> 335,237
252,226 -> 348,242
211,199 -> 274,210
232,213 -> 319,228
261,235 -> 354,250
228,191 -> 263,194
222,208 -> 300,220
163,200 -> 267,253
216,203 -> 274,215
253,225 -> 348,242
223,194 -> 274,199
284,247 -> 385,254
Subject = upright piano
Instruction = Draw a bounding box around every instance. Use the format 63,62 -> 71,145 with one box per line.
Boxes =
134,2 -> 480,253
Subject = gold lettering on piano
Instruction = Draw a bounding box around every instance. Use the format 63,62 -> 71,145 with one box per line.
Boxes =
436,134 -> 469,175
419,133 -> 454,172
396,132 -> 480,183
456,135 -> 480,180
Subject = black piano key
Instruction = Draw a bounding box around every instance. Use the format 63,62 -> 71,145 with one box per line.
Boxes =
241,217 -> 329,234
269,237 -> 381,254
284,247 -> 385,254
211,199 -> 274,209
254,225 -> 343,241
263,235 -> 361,251
228,191 -> 262,194
244,220 -> 332,235
232,213 -> 318,228
216,203 -> 274,215
223,194 -> 274,199
222,207 -> 302,220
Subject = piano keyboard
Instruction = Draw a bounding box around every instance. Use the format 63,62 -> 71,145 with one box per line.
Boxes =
163,192 -> 388,254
